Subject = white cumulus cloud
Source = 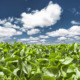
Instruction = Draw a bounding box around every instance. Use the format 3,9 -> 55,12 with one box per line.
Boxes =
71,20 -> 80,25
58,36 -> 67,41
40,39 -> 46,42
4,22 -> 20,29
0,17 -> 22,42
27,28 -> 40,35
0,19 -> 7,24
46,28 -> 68,37
46,26 -> 80,37
39,35 -> 49,38
8,17 -> 14,22
18,36 -> 39,42
21,1 -> 62,29
0,26 -> 22,37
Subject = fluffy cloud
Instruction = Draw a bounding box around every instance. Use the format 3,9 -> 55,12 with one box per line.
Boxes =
39,35 -> 49,38
0,27 -> 16,37
71,20 -> 80,25
27,8 -> 31,12
18,37 -> 47,44
27,28 -> 40,35
46,25 -> 80,43
58,36 -> 67,41
40,39 -> 46,42
18,36 -> 39,42
46,28 -> 68,37
29,40 -> 38,43
8,17 -> 14,22
0,18 -> 14,25
3,22 -> 20,29
0,37 -> 11,42
0,19 -> 7,24
25,36 -> 39,41
16,31 -> 22,35
74,36 -> 80,40
46,26 -> 80,37
0,17 -> 23,42
18,38 -> 28,42
21,1 -> 62,29
0,26 -> 22,37
69,26 -> 80,37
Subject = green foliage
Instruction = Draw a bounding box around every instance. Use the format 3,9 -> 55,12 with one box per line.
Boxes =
0,42 -> 80,80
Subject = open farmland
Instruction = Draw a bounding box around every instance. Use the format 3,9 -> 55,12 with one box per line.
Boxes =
0,42 -> 80,80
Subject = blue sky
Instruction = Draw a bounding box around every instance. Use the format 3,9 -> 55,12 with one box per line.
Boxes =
0,0 -> 80,44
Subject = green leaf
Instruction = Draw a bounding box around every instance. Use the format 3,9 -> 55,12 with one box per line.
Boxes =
20,48 -> 25,56
48,66 -> 59,74
42,75 -> 55,80
61,70 -> 67,77
67,64 -> 75,73
3,48 -> 8,52
74,68 -> 80,78
74,43 -> 77,53
37,58 -> 48,63
59,57 -> 73,65
0,72 -> 4,76
0,66 -> 11,76
5,56 -> 19,62
22,62 -> 32,75
42,68 -> 55,80
13,68 -> 19,75
22,63 -> 28,74
30,73 -> 42,80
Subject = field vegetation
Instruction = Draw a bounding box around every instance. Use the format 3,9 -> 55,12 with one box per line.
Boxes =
0,42 -> 80,80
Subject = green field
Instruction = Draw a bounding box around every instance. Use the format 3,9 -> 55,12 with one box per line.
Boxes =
0,42 -> 80,80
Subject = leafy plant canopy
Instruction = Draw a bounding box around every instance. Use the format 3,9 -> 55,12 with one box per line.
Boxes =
0,42 -> 80,80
